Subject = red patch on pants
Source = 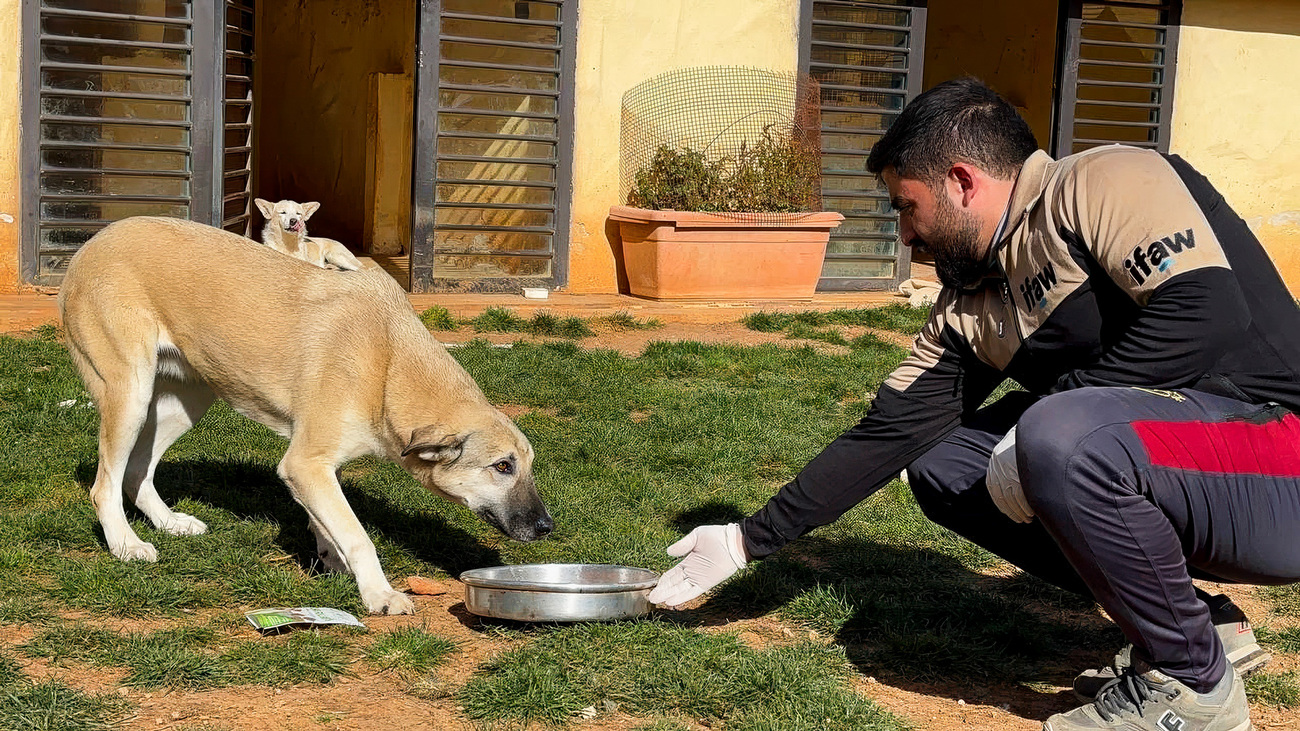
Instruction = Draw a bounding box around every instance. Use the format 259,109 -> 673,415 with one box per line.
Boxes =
1133,414 -> 1300,476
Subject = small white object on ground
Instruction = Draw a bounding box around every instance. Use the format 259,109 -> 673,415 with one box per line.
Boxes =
244,607 -> 365,632
522,287 -> 549,299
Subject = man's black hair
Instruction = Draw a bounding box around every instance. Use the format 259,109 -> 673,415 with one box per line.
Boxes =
865,77 -> 1039,183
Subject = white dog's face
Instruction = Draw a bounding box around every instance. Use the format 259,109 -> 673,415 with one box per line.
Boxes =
254,198 -> 319,234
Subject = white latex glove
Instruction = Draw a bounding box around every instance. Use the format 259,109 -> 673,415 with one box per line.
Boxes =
647,523 -> 748,607
986,426 -> 1035,523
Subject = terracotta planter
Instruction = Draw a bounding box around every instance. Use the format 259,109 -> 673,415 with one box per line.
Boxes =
609,206 -> 844,301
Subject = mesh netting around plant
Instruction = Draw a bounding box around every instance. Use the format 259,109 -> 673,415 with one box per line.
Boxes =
619,66 -> 822,219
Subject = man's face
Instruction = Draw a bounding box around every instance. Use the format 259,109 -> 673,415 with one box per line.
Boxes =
882,168 -> 988,289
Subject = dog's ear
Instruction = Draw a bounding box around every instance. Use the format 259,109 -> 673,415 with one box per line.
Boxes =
302,201 -> 321,220
254,198 -> 274,218
402,427 -> 465,465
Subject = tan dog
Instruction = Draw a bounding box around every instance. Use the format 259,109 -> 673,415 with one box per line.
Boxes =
58,217 -> 552,615
254,198 -> 364,271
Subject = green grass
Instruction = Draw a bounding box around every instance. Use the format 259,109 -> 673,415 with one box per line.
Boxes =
21,622 -> 355,689
457,621 -> 904,730
419,306 -> 663,338
1260,584 -> 1300,617
742,303 -> 931,337
597,311 -> 664,331
1257,625 -> 1300,654
0,643 -> 130,731
221,631 -> 354,686
0,314 -> 1133,728
1246,670 -> 1300,708
418,305 -> 457,331
0,680 -> 132,731
365,627 -> 457,674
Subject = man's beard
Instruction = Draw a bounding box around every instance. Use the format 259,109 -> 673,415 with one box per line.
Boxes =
924,199 -> 987,289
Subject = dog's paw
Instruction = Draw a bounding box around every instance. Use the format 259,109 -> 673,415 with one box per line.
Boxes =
162,513 -> 207,536
111,540 -> 158,562
364,588 -> 415,616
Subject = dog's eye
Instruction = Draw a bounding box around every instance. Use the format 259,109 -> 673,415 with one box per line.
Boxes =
494,460 -> 513,475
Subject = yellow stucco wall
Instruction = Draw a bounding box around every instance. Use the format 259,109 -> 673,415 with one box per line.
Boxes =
0,0 -> 21,293
1169,0 -> 1300,292
565,0 -> 800,293
921,0 -> 1060,149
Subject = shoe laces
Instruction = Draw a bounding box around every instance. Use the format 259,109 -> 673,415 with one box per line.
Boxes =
1093,666 -> 1180,722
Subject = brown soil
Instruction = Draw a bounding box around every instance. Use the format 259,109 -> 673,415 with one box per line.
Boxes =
6,579 -> 1296,730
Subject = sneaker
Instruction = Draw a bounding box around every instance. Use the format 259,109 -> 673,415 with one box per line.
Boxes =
1045,662 -> 1251,731
1073,595 -> 1271,702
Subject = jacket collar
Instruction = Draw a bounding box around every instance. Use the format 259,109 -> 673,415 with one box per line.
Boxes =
995,150 -> 1054,251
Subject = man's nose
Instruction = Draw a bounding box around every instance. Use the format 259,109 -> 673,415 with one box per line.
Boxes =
898,221 -> 918,248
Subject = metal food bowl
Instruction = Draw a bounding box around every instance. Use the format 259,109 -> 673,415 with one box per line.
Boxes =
460,563 -> 660,622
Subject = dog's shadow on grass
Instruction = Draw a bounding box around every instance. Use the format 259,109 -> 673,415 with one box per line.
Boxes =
657,532 -> 1121,720
74,457 -> 501,577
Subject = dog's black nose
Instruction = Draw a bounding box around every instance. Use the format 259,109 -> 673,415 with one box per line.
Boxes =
288,218 -> 298,226
534,515 -> 553,538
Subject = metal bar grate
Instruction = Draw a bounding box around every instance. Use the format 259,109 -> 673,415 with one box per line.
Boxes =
1053,0 -> 1182,158
25,0 -> 201,284
805,0 -> 924,290
411,0 -> 575,290
221,0 -> 254,235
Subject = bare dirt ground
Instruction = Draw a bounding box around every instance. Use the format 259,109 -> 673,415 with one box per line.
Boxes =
9,325 -> 1298,730
12,578 -> 1285,731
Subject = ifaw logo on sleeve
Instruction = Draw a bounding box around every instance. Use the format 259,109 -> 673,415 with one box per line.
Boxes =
1123,228 -> 1196,286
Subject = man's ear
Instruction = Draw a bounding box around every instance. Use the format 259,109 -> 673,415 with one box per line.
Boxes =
254,198 -> 274,218
302,201 -> 321,220
949,163 -> 979,206
401,427 -> 465,464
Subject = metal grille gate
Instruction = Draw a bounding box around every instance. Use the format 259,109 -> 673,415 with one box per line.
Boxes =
803,0 -> 927,291
221,0 -> 254,236
21,0 -> 220,285
1053,0 -> 1182,157
411,0 -> 577,293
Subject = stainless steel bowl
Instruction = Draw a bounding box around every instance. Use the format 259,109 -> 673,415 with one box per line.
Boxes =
460,563 -> 660,622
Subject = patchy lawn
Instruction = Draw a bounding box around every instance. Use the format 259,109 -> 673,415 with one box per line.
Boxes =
1,312 -> 1297,730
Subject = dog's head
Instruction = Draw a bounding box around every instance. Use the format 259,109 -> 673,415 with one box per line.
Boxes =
254,198 -> 320,235
400,409 -> 552,542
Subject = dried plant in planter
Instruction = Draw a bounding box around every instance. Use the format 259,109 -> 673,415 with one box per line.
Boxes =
627,129 -> 821,214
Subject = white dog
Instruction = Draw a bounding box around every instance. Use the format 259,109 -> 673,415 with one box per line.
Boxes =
255,198 -> 364,271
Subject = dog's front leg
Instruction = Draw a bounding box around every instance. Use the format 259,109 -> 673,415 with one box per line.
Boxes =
277,454 -> 414,615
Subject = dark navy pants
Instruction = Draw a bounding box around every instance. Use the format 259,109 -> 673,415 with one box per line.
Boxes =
907,386 -> 1300,692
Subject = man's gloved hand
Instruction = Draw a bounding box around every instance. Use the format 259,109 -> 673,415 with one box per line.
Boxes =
986,426 -> 1035,523
647,523 -> 748,607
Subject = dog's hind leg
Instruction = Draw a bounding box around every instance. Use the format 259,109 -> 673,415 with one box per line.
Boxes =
77,328 -> 162,562
122,376 -> 216,537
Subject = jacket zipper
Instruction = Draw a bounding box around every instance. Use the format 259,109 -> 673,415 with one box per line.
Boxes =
995,260 -> 1025,345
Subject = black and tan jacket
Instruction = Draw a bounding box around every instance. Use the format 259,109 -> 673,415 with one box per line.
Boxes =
742,145 -> 1300,559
